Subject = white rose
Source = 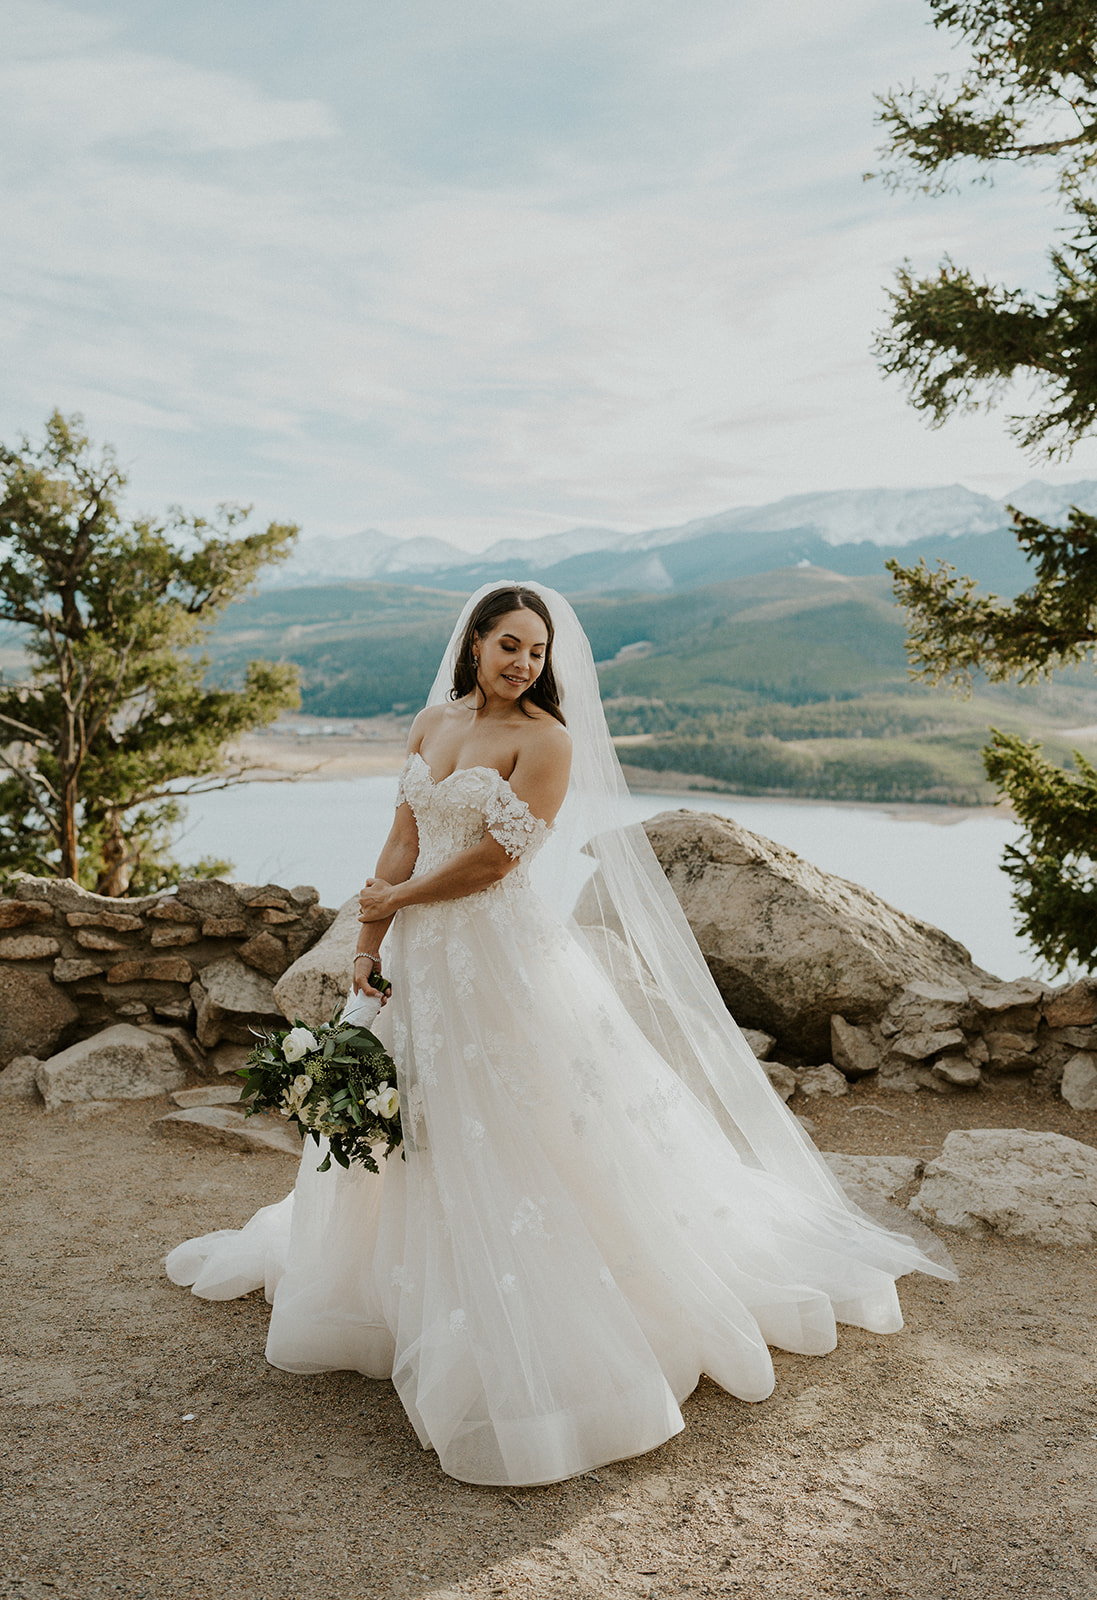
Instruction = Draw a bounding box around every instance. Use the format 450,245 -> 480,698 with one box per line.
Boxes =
368,1083 -> 400,1120
282,1027 -> 319,1063
281,1073 -> 313,1115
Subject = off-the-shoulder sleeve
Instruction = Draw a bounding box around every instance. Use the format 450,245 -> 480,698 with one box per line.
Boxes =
484,782 -> 550,860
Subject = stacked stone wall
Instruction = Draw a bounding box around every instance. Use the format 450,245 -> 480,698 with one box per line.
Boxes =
0,877 -> 335,1067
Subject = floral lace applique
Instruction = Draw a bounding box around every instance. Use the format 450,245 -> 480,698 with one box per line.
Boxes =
484,784 -> 550,862
509,1196 -> 549,1239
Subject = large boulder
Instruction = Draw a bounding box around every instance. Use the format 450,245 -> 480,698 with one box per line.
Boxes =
623,811 -> 995,1058
36,1024 -> 185,1111
189,957 -> 283,1048
910,1128 -> 1097,1246
0,966 -> 80,1068
273,897 -> 359,1029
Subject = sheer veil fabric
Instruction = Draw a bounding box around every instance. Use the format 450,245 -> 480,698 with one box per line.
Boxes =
166,581 -> 955,1487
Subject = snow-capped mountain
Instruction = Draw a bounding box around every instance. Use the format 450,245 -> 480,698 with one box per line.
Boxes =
266,480 -> 1097,593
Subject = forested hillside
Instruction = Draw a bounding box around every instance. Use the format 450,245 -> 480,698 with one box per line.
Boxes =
205,570 -> 1097,805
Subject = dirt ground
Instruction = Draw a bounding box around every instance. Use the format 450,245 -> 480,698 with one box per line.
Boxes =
2,1079 -> 1095,1600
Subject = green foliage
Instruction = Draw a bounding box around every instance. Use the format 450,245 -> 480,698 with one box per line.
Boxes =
878,2 -> 1097,968
0,411 -> 301,893
984,731 -> 1097,968
887,505 -> 1097,689
873,2 -> 1097,454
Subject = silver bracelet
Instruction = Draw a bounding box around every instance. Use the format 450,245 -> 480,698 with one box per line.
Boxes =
353,951 -> 381,967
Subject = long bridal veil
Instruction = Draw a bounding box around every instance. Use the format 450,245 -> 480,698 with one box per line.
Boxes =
430,582 -> 951,1266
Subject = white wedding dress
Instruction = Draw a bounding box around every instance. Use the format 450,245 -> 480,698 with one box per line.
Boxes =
167,749 -> 954,1487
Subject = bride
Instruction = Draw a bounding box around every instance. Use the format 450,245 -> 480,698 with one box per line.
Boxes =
167,581 -> 954,1487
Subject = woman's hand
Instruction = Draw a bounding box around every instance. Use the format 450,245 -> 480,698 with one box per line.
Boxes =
358,878 -> 398,923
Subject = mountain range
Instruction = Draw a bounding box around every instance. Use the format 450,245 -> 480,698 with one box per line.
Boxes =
266,480 -> 1097,597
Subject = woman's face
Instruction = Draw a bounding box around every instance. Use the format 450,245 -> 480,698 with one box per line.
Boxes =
475,608 -> 549,701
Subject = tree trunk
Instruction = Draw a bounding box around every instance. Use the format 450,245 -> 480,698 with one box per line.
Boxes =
59,777 -> 80,883
94,813 -> 131,897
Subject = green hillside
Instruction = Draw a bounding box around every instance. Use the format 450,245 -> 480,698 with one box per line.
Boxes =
204,570 -> 1097,805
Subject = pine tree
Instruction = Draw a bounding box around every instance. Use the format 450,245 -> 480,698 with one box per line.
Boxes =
876,1 -> 1097,970
0,412 -> 301,895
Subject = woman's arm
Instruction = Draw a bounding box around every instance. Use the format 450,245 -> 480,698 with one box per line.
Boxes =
358,727 -> 571,920
353,799 -> 419,993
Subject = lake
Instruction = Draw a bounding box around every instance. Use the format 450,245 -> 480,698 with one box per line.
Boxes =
178,777 -> 1042,981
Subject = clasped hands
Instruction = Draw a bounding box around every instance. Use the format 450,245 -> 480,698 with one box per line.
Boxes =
357,877 -> 397,922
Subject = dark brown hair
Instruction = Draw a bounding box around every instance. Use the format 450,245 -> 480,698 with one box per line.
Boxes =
450,586 -> 566,725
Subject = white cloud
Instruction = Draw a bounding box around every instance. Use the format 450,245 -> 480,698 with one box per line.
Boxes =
2,0 -> 1096,549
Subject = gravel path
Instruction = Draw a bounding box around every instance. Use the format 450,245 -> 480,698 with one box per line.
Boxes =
2,1087 -> 1095,1600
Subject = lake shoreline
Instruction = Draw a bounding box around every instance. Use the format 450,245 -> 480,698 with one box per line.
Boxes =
230,713 -> 1016,823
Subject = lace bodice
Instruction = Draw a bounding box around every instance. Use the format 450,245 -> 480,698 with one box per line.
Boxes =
398,752 -> 551,877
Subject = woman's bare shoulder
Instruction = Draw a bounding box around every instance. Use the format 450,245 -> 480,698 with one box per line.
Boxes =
515,713 -> 571,769
407,703 -> 451,751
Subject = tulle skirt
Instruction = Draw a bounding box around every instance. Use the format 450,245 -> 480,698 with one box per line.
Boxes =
167,878 -> 951,1486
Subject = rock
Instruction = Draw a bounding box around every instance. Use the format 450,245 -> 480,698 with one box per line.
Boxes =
238,930 -> 291,979
0,1055 -> 43,1102
0,901 -> 54,928
890,1027 -> 965,1062
796,1063 -> 849,1099
273,896 -> 359,1029
968,980 -> 1046,1013
201,915 -> 250,938
153,1105 -> 300,1156
152,999 -> 195,1024
171,1085 -> 245,1108
208,1042 -> 251,1077
0,934 -> 61,960
932,1056 -> 982,1088
237,888 -> 293,910
984,1031 -> 1040,1070
0,967 -> 80,1068
830,1016 -> 879,1079
877,1062 -> 930,1095
763,1062 -> 798,1102
629,811 -> 994,1057
1060,1052 -> 1097,1111
739,1028 -> 775,1061
149,925 -> 200,947
1044,980 -> 1097,1029
190,957 -> 282,1048
1048,1026 -> 1097,1050
904,979 -> 968,1005
147,899 -> 201,924
910,1128 -> 1097,1245
65,910 -> 144,931
36,1024 -> 185,1111
75,929 -> 126,951
822,1153 -> 923,1201
290,885 -> 320,906
53,958 -> 106,982
966,1036 -> 989,1066
175,878 -> 245,918
105,956 -> 194,985
140,1023 -> 209,1074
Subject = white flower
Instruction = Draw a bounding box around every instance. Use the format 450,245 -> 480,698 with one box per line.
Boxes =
281,1073 -> 313,1115
367,1081 -> 400,1120
282,1027 -> 318,1063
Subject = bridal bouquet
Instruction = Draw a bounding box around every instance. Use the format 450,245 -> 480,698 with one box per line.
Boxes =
238,978 -> 403,1174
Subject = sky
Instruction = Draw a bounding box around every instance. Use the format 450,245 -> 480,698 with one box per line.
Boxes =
4,0 -> 1096,552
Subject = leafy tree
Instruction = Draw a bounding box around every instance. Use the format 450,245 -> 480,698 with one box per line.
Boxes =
0,412 -> 301,895
875,0 -> 1097,970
